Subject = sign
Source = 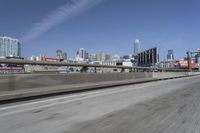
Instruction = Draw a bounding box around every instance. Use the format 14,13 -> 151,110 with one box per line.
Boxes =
41,56 -> 63,62
0,66 -> 25,74
179,60 -> 197,68
0,67 -> 24,70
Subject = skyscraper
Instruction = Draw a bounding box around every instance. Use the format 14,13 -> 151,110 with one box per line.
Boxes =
96,52 -> 110,61
75,48 -> 87,62
56,50 -> 63,59
62,52 -> 67,60
133,39 -> 140,56
79,48 -> 86,60
0,36 -> 21,57
56,50 -> 67,60
90,53 -> 97,61
166,49 -> 174,61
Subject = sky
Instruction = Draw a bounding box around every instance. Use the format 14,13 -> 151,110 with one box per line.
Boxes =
0,0 -> 200,60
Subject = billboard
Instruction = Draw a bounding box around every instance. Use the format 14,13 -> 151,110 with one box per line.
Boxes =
41,56 -> 63,62
0,67 -> 24,70
0,66 -> 25,74
179,60 -> 197,68
137,47 -> 158,67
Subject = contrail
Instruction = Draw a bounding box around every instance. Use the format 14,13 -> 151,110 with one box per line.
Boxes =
21,0 -> 105,43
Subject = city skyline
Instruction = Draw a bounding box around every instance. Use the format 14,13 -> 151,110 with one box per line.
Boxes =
1,0 -> 200,59
1,35 -> 199,62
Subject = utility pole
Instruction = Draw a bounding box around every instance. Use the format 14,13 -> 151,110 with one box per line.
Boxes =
187,51 -> 192,72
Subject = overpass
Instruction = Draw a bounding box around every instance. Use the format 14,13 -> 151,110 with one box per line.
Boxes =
0,58 -> 189,72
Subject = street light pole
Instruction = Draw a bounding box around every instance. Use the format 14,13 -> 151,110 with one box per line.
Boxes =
187,51 -> 192,72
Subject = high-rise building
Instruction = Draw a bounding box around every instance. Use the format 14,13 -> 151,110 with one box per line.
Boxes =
56,50 -> 67,60
56,50 -> 63,59
90,53 -> 97,62
97,52 -> 110,61
166,49 -> 174,61
0,36 -> 21,57
75,48 -> 87,62
62,52 -> 67,60
79,48 -> 86,60
133,39 -> 140,56
197,48 -> 200,57
112,54 -> 121,61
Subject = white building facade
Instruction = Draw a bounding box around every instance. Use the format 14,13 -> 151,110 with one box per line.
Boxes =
0,36 -> 21,57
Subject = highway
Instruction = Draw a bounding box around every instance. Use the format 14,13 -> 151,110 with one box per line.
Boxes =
0,75 -> 200,133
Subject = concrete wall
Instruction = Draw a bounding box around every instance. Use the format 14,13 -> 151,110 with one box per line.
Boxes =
152,72 -> 200,79
0,72 -> 199,92
152,72 -> 188,79
0,73 -> 152,91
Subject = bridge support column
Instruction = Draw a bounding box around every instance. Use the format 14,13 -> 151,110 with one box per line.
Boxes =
94,67 -> 97,73
80,66 -> 88,73
121,68 -> 125,73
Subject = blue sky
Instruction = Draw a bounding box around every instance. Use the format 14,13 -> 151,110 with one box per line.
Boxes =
0,0 -> 200,59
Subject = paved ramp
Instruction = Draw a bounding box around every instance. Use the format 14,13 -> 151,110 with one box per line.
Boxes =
0,75 -> 200,133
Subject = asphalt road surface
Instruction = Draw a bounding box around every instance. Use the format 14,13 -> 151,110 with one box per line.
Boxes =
0,75 -> 200,133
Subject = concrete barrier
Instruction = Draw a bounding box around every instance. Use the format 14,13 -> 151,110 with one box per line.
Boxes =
0,73 -> 153,91
0,72 -> 199,102
0,72 -> 199,92
152,72 -> 200,79
0,78 -> 157,101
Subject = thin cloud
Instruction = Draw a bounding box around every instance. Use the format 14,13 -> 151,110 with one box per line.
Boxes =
21,0 -> 105,43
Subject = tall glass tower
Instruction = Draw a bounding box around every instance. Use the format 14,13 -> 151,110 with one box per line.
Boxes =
133,39 -> 140,56
166,49 -> 174,61
79,48 -> 86,60
0,36 -> 21,57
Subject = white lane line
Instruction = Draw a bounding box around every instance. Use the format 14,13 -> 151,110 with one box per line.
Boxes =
0,83 -> 153,117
